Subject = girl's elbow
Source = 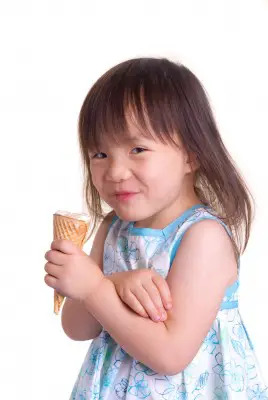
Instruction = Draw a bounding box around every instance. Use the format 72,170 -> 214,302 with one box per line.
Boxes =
160,361 -> 184,376
153,355 -> 184,376
142,354 -> 179,376
160,350 -> 192,376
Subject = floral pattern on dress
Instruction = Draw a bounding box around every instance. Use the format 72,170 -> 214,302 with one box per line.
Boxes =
70,206 -> 267,399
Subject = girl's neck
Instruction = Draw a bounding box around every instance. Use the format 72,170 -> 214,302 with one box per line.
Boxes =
134,197 -> 203,230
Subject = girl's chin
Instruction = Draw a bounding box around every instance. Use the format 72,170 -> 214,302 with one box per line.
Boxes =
113,210 -> 135,221
112,208 -> 144,222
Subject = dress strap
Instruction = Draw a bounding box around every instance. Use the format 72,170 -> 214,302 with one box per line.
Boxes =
108,214 -> 119,231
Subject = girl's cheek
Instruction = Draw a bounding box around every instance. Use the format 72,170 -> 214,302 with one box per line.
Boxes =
90,173 -> 101,191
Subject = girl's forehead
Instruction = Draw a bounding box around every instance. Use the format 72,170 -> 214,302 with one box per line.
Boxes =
93,110 -> 183,149
98,131 -> 156,148
100,117 -> 160,146
97,130 -> 183,152
126,113 -> 183,147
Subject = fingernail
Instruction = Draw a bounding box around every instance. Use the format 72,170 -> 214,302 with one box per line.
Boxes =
154,315 -> 161,321
161,312 -> 167,320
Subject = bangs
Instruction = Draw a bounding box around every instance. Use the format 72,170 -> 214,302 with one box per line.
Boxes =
79,58 -> 184,152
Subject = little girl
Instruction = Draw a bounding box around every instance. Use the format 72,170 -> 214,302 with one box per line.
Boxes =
44,57 -> 267,398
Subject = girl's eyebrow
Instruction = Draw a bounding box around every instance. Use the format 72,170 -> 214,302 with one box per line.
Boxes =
95,134 -> 155,149
124,135 -> 154,143
96,135 -> 142,148
125,136 -> 142,142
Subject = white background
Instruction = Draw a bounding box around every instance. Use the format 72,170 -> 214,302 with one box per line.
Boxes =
0,1 -> 267,398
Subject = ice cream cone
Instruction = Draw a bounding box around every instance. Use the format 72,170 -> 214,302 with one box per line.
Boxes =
53,211 -> 90,315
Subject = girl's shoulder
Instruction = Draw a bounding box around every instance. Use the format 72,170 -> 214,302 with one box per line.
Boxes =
170,206 -> 239,265
182,206 -> 232,237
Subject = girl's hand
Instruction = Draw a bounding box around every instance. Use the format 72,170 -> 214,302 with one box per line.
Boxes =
108,269 -> 172,322
44,240 -> 104,302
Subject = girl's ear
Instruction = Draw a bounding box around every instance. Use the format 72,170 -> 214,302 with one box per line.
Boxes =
185,151 -> 200,173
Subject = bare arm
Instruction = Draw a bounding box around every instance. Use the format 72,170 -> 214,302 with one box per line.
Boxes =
61,211 -> 115,341
83,219 -> 237,374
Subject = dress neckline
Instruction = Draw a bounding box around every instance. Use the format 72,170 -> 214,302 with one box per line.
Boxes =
129,203 -> 210,237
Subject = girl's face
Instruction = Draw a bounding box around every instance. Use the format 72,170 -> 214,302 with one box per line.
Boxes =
89,119 -> 199,228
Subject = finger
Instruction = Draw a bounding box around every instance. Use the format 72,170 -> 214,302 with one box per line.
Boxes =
131,286 -> 163,322
45,250 -> 66,265
44,273 -> 59,290
122,290 -> 149,318
152,273 -> 172,310
51,239 -> 78,255
44,262 -> 62,279
142,281 -> 167,319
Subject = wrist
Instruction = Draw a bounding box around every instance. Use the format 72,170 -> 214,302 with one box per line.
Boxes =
83,276 -> 111,311
106,271 -> 125,284
106,273 -> 118,283
106,274 -> 113,283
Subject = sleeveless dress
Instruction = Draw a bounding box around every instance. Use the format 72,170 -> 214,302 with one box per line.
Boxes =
70,204 -> 267,399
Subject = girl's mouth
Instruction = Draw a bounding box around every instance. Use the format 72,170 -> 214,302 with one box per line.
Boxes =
115,193 -> 138,201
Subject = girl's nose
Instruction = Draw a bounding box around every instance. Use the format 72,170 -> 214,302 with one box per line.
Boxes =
105,161 -> 132,182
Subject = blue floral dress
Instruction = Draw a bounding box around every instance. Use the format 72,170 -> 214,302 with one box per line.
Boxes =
70,204 -> 267,399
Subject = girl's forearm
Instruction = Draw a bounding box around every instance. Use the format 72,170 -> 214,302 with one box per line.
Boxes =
61,298 -> 103,341
83,277 -> 172,375
60,272 -> 138,342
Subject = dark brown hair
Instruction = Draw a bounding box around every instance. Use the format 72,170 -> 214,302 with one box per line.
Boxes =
78,57 -> 255,260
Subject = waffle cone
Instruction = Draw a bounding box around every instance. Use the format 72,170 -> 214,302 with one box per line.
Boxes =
53,211 -> 90,315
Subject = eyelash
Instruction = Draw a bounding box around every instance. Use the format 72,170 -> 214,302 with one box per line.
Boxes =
91,147 -> 147,159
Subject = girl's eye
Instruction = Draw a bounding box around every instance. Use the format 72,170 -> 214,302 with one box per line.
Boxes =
90,148 -> 146,159
131,147 -> 146,154
91,152 -> 106,159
